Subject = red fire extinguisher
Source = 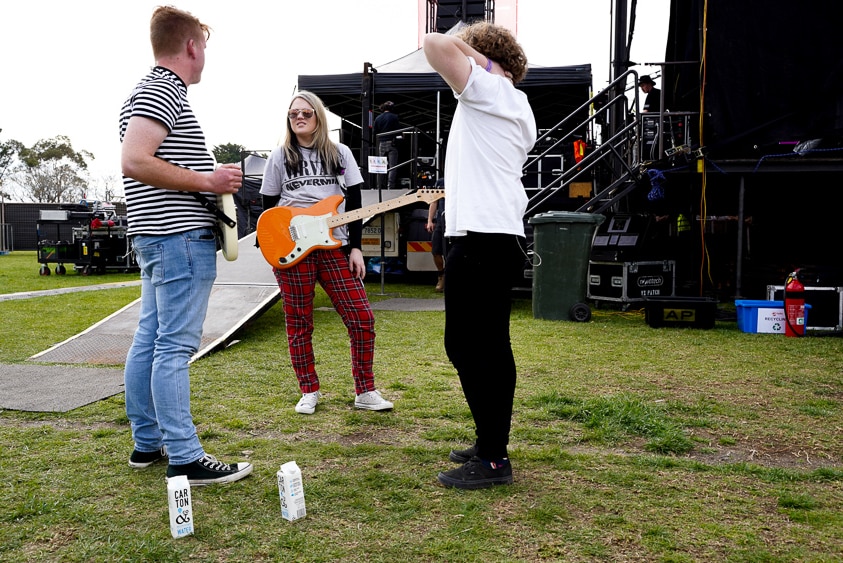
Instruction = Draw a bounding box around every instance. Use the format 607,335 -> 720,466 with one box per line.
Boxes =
784,269 -> 806,337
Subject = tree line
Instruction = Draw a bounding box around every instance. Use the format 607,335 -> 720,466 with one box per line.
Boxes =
0,132 -> 245,204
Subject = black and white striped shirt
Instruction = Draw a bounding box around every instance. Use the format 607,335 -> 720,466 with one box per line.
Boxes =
119,66 -> 216,236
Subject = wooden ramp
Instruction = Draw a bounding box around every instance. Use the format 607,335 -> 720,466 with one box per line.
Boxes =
28,232 -> 280,365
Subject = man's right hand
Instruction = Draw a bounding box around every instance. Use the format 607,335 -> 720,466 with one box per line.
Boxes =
211,164 -> 242,194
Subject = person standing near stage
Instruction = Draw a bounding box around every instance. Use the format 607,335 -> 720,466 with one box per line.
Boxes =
426,177 -> 446,292
373,101 -> 401,189
120,6 -> 252,485
638,74 -> 661,114
424,22 -> 536,489
260,90 -> 394,415
639,74 -> 663,159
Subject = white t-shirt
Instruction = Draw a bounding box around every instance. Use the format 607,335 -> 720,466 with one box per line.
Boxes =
443,57 -> 537,238
260,144 -> 363,245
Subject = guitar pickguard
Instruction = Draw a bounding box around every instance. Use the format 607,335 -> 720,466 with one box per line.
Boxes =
218,193 -> 238,261
279,212 -> 341,265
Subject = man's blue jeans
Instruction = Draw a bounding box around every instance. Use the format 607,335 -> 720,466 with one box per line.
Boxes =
124,228 -> 217,465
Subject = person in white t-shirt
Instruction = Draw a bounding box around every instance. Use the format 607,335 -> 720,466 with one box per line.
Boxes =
424,22 -> 537,490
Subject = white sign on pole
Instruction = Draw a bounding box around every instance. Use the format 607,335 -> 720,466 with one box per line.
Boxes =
369,156 -> 387,174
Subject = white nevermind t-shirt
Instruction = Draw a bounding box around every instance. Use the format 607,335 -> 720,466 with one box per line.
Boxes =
444,57 -> 537,238
260,144 -> 363,245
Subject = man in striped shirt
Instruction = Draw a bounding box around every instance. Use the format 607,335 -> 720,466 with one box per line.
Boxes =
119,6 -> 251,486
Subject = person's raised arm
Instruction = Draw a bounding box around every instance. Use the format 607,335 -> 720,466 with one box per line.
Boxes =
121,115 -> 241,194
423,33 -> 488,94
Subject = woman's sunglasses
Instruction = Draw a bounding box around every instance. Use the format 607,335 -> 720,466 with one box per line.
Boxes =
288,109 -> 315,120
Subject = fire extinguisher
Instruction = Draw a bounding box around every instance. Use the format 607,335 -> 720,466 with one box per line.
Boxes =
784,269 -> 806,337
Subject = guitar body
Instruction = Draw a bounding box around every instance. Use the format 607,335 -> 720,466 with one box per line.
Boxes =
256,195 -> 345,269
218,193 -> 238,261
256,189 -> 443,269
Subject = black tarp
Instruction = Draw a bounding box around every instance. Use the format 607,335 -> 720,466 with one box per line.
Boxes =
665,0 -> 843,158
298,63 -> 592,127
297,51 -> 592,161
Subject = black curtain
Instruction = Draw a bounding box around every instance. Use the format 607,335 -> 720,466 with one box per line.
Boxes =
665,0 -> 843,158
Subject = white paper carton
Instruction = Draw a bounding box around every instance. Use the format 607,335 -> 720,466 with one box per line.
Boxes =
167,475 -> 194,538
277,461 -> 306,522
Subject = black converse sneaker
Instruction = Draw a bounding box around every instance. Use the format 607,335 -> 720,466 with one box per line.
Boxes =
437,456 -> 513,490
448,444 -> 478,463
166,454 -> 253,486
128,446 -> 168,469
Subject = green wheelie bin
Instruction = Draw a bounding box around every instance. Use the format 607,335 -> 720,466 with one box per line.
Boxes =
528,211 -> 605,321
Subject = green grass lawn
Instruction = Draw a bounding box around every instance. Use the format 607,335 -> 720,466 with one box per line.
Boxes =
1,250 -> 842,562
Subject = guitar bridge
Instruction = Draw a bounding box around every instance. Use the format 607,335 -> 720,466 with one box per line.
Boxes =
289,224 -> 301,241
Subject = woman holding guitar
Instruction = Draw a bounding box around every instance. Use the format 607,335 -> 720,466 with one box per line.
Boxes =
260,91 -> 393,415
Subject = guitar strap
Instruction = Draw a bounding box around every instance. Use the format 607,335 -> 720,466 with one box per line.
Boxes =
190,192 -> 236,228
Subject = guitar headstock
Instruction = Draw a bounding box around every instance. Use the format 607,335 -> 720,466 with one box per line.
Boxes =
413,189 -> 445,203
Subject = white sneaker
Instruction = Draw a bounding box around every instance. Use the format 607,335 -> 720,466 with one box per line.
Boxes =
354,390 -> 394,411
295,391 -> 321,414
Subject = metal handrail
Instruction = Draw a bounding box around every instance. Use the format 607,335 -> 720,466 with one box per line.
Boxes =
524,70 -> 642,216
524,70 -> 703,217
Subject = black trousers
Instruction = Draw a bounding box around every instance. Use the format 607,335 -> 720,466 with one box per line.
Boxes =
378,140 -> 398,189
444,232 -> 525,460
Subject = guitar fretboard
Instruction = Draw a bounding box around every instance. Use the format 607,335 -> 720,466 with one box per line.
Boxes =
326,190 -> 444,228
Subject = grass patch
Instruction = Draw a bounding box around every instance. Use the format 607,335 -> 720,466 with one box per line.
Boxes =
0,250 -> 141,293
1,250 -> 843,561
534,392 -> 695,454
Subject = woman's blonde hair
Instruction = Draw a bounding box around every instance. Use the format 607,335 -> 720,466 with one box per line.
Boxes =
282,90 -> 342,176
457,21 -> 528,84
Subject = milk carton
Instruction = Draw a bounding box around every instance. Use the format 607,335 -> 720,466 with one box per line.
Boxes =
167,475 -> 194,538
277,461 -> 306,522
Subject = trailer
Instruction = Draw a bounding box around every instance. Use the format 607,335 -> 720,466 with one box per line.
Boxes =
36,201 -> 137,275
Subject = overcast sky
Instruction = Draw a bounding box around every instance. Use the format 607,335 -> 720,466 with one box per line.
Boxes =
0,0 -> 669,193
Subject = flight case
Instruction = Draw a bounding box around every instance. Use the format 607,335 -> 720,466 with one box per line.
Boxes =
587,260 -> 676,304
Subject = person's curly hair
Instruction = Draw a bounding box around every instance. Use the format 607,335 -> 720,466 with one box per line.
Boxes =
456,22 -> 528,84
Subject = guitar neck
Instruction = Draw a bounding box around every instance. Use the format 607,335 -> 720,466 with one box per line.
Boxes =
326,190 -> 443,228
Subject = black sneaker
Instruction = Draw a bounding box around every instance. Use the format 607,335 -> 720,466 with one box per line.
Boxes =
437,456 -> 513,490
449,444 -> 478,463
128,446 -> 168,469
166,454 -> 253,486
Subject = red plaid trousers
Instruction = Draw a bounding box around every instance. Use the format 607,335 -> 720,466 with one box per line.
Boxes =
273,248 -> 376,395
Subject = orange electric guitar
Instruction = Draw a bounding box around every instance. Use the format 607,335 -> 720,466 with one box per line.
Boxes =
256,189 -> 444,269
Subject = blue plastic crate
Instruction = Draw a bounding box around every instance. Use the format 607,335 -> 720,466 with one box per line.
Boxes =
735,300 -> 810,334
